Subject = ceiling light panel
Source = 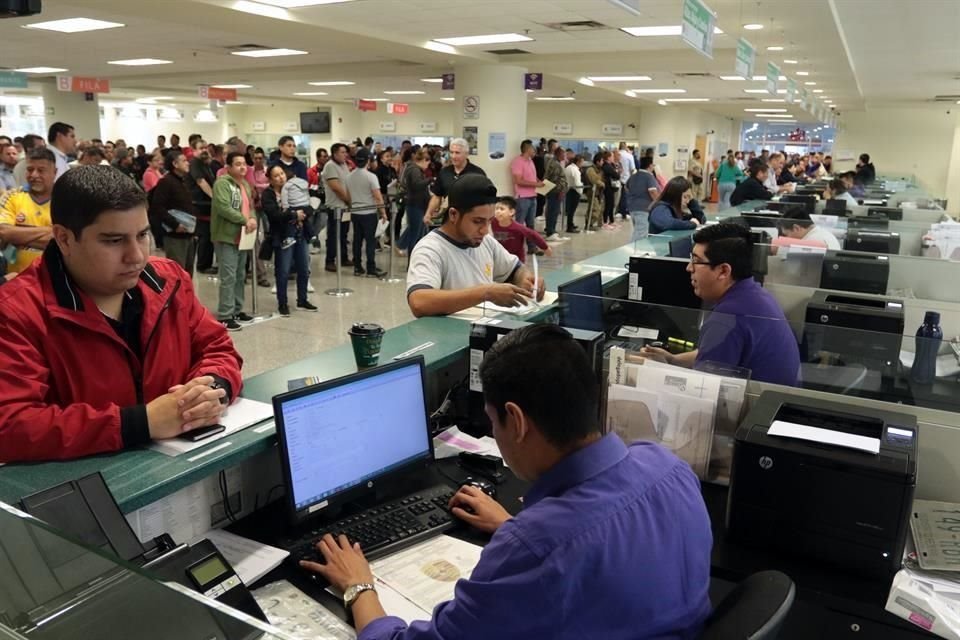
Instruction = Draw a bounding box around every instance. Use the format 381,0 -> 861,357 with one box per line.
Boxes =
308,81 -> 354,86
586,75 -> 651,82
14,67 -> 67,73
212,84 -> 252,89
108,58 -> 173,66
231,48 -> 308,57
434,33 -> 532,46
23,18 -> 124,33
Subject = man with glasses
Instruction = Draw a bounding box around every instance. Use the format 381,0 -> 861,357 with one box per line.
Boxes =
641,222 -> 800,386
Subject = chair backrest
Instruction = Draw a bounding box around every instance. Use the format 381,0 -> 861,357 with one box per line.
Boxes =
700,570 -> 795,640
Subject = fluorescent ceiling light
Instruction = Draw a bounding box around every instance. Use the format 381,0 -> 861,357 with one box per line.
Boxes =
250,0 -> 353,6
757,114 -> 795,118
108,58 -> 173,66
812,89 -> 823,93
224,100 -> 244,105
360,98 -> 388,102
743,23 -> 764,30
744,89 -> 786,94
424,41 -> 457,54
657,99 -> 668,106
627,89 -> 687,94
663,98 -> 709,102
294,91 -> 328,96
383,90 -> 425,95
761,98 -> 785,102
441,97 -> 455,101
231,48 -> 308,58
434,33 -> 532,46
23,18 -> 124,33
578,77 -> 595,87
621,25 -> 723,37
804,81 -> 817,86
586,75 -> 651,82
135,96 -> 173,103
752,75 -> 786,81
308,81 -> 354,86
420,78 -> 443,83
823,99 -> 833,103
535,96 -> 575,101
525,89 -> 534,93
212,84 -> 252,89
233,0 -> 288,18
795,71 -> 809,76
782,59 -> 798,64
745,108 -> 787,112
766,46 -> 784,51
720,75 -> 746,81
14,66 -> 67,73
769,120 -> 798,124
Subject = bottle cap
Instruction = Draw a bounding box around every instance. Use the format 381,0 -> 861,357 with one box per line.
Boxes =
924,311 -> 941,326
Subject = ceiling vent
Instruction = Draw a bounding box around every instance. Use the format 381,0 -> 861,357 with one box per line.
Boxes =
226,44 -> 272,53
676,72 -> 714,78
486,48 -> 531,55
542,20 -> 608,31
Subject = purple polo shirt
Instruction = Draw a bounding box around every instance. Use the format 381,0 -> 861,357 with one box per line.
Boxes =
696,277 -> 801,386
359,435 -> 713,640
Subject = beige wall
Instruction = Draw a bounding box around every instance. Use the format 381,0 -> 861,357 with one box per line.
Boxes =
359,102 -> 455,137
832,106 -> 960,198
526,102 -> 642,141
634,106 -> 741,180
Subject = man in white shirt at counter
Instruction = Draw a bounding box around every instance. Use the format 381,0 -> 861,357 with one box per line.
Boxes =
764,152 -> 795,196
775,210 -> 841,250
406,174 -> 544,317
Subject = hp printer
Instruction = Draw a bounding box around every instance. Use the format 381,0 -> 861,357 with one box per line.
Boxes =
727,391 -> 917,578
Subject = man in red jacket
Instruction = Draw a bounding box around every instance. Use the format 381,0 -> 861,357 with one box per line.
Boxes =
0,165 -> 244,462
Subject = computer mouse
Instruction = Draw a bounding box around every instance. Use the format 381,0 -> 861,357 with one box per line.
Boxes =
460,477 -> 497,499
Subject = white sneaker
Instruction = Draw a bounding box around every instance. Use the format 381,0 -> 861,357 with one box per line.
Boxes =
270,285 -> 277,294
307,281 -> 315,293
546,233 -> 561,241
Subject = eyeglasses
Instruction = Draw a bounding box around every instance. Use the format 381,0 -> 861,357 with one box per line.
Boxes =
688,254 -> 715,267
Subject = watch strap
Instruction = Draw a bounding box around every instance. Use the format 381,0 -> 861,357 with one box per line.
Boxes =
344,582 -> 376,610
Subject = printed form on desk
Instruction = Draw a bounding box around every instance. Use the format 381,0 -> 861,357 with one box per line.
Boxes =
433,426 -> 503,462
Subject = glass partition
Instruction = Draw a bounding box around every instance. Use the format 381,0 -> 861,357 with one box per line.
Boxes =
0,503 -> 293,640
546,288 -> 960,482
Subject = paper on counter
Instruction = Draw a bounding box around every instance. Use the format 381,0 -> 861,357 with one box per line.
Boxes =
196,528 -> 289,586
148,397 -> 274,456
370,535 -> 483,616
253,579 -> 356,639
767,419 -> 880,454
433,426 -> 502,460
475,291 -> 558,317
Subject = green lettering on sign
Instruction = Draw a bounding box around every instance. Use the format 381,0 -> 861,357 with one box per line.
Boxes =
0,71 -> 28,89
681,0 -> 716,59
766,62 -> 780,95
735,38 -> 755,78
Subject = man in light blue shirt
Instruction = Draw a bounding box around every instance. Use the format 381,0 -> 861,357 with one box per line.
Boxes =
302,324 -> 713,640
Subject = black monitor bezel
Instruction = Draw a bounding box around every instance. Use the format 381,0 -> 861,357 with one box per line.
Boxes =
558,270 -> 604,332
272,356 -> 434,527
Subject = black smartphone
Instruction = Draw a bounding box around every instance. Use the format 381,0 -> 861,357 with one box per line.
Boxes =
177,424 -> 226,442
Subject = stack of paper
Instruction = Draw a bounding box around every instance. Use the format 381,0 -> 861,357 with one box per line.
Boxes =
433,426 -> 502,460
148,397 -> 274,457
253,580 -> 356,639
197,529 -> 289,586
925,220 -> 960,261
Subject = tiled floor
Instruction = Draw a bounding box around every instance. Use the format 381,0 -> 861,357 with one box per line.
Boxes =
191,218 -> 640,377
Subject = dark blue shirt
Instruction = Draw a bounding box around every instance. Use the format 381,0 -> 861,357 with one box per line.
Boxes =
696,278 -> 800,386
649,202 -> 698,234
269,156 -> 308,181
360,435 -> 713,640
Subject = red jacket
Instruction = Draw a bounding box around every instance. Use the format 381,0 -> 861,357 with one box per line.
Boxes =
0,245 -> 243,462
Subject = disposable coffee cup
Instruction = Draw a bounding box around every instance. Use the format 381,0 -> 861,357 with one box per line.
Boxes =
349,322 -> 385,368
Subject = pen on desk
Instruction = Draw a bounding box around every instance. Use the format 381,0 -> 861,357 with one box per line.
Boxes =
393,341 -> 435,360
532,254 -> 539,300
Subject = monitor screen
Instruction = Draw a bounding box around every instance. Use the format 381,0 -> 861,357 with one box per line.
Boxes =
558,271 -> 603,332
668,236 -> 693,259
299,111 -> 331,133
627,257 -> 702,341
275,360 -> 431,518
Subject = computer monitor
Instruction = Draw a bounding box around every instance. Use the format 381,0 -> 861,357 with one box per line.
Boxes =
558,270 -> 604,332
626,256 -> 703,341
668,235 -> 694,259
273,358 -> 433,526
782,194 -> 816,215
868,206 -> 903,221
824,199 -> 848,215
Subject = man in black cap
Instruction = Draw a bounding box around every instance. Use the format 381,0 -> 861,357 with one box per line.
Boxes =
406,174 -> 545,317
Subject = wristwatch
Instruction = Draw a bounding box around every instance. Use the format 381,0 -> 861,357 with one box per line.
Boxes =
343,583 -> 376,610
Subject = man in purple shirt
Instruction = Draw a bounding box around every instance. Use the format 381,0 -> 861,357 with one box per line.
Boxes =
301,324 -> 713,639
643,222 -> 801,386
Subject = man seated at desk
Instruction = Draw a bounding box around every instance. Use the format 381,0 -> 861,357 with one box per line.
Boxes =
301,324 -> 713,639
642,222 -> 801,386
774,209 -> 841,250
730,161 -> 775,206
0,165 -> 243,462
406,174 -> 544,317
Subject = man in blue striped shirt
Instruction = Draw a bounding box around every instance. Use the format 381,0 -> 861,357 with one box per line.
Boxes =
302,324 -> 713,639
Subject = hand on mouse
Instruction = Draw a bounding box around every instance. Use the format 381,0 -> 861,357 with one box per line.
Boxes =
448,485 -> 511,534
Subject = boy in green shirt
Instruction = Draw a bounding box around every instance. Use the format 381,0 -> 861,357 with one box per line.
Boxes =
211,152 -> 257,330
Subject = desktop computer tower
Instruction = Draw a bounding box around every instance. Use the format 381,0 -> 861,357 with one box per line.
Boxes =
848,215 -> 889,231
820,250 -> 890,295
467,319 -> 604,436
843,230 -> 901,254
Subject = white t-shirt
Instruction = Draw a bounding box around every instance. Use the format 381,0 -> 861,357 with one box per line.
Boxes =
565,163 -> 584,194
618,150 -> 635,184
804,225 -> 841,250
406,229 -> 521,298
321,160 -> 351,210
345,168 -> 380,213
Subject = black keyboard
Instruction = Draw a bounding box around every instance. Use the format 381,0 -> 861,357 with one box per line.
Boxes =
288,485 -> 457,565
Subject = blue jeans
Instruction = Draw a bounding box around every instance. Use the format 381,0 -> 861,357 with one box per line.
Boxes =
214,242 -> 247,320
545,192 -> 562,236
399,203 -> 426,251
718,182 -> 736,209
515,197 -> 537,247
274,236 -> 310,306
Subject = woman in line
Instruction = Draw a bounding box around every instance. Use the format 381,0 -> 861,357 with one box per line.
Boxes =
649,177 -> 701,234
600,151 -> 621,230
715,153 -> 745,209
262,165 -> 316,316
397,150 -> 432,256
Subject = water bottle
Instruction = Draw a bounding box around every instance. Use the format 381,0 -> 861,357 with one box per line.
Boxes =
911,311 -> 943,385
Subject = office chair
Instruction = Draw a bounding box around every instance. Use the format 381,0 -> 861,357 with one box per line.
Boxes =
700,570 -> 796,640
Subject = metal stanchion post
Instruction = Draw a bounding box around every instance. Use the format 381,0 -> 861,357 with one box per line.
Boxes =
250,237 -> 259,314
381,198 -> 402,283
584,188 -> 596,234
325,208 -> 353,297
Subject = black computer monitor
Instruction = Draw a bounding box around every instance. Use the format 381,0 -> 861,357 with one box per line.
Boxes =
782,194 -> 817,215
824,199 -> 848,215
626,256 -> 703,341
868,206 -> 903,221
668,235 -> 694,259
273,357 -> 433,526
558,270 -> 604,332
